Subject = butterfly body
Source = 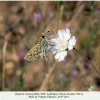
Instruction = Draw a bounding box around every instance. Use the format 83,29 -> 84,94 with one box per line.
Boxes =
24,33 -> 48,61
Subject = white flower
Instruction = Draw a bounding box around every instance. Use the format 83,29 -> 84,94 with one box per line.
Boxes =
48,28 -> 76,62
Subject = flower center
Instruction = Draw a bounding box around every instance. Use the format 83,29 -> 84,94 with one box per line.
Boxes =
56,38 -> 69,50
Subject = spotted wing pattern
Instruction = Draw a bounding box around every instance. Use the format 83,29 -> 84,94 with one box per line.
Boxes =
24,34 -> 48,61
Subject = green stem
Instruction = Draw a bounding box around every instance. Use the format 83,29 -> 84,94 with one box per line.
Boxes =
56,1 -> 60,33
73,48 -> 100,76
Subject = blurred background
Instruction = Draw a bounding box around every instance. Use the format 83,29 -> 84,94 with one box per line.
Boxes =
0,1 -> 100,91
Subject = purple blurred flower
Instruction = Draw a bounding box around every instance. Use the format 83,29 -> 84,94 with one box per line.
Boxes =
18,51 -> 24,59
96,8 -> 100,13
97,89 -> 100,91
66,23 -> 72,29
59,72 -> 65,79
49,12 -> 55,17
95,8 -> 100,21
84,64 -> 90,70
33,12 -> 41,21
71,69 -> 79,78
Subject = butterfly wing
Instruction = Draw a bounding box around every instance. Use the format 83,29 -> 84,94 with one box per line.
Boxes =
42,37 -> 48,61
24,44 -> 40,61
24,36 -> 48,61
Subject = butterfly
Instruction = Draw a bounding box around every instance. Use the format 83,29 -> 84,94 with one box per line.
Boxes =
24,33 -> 48,61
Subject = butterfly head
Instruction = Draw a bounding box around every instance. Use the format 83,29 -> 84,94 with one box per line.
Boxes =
41,33 -> 46,38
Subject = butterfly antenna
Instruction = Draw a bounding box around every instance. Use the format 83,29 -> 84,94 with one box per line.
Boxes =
39,25 -> 44,36
40,25 -> 42,29
39,25 -> 42,32
46,30 -> 55,35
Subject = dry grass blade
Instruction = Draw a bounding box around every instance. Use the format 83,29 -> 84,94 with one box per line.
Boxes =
66,2 -> 86,27
39,61 -> 57,91
2,40 -> 8,91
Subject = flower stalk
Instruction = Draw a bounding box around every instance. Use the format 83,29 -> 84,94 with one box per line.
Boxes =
73,48 -> 100,76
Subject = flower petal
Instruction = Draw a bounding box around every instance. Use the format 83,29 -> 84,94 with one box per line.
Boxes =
58,56 -> 64,62
59,28 -> 71,39
69,36 -> 76,46
66,28 -> 71,40
50,34 -> 55,38
49,41 -> 56,46
61,51 -> 67,58
66,28 -> 70,34
50,38 -> 57,43
58,28 -> 71,40
55,51 -> 67,62
58,30 -> 63,38
68,45 -> 73,50
55,52 -> 60,60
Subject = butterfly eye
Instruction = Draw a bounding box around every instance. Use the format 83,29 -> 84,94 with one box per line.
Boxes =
42,36 -> 45,38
